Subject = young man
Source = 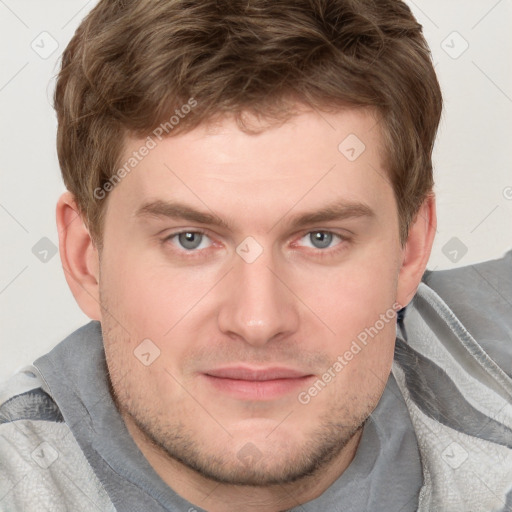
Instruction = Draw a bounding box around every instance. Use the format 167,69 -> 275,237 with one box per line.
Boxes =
1,0 -> 511,511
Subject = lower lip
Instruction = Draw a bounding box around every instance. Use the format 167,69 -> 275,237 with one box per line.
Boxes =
202,374 -> 314,400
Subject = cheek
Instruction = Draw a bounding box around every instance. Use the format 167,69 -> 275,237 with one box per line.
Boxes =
291,246 -> 399,394
297,254 -> 399,340
308,313 -> 397,410
101,246 -> 213,338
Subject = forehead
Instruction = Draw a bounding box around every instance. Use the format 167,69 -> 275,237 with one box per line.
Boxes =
107,107 -> 394,231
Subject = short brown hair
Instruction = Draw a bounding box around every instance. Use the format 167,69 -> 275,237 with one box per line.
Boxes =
54,0 -> 442,247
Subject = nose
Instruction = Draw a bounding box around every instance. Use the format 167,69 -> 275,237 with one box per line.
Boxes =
217,243 -> 299,347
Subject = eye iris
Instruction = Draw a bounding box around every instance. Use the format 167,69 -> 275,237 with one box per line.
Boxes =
178,232 -> 202,250
310,231 -> 332,249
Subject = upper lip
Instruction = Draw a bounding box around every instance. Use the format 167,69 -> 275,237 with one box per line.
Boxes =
205,366 -> 312,381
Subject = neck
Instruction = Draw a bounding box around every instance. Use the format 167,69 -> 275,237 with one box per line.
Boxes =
123,414 -> 363,512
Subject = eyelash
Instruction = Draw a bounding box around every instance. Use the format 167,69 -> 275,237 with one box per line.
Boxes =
161,229 -> 350,260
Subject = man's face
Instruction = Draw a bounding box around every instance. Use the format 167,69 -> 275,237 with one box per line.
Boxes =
99,107 -> 405,485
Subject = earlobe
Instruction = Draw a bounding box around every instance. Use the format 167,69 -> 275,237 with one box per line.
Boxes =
396,194 -> 437,307
56,191 -> 102,320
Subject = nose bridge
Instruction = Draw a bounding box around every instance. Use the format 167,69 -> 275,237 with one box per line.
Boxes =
217,240 -> 298,345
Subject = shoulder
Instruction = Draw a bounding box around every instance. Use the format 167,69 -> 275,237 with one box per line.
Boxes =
423,249 -> 512,300
421,249 -> 512,377
0,366 -> 114,512
0,367 -> 63,424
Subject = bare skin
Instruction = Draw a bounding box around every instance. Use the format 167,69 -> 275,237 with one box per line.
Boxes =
57,106 -> 436,511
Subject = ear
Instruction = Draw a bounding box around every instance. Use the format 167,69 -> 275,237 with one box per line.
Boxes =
56,191 -> 101,320
396,194 -> 437,307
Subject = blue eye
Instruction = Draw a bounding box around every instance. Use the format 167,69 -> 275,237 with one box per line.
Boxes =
309,231 -> 334,249
166,231 -> 212,251
178,232 -> 202,250
299,231 -> 343,250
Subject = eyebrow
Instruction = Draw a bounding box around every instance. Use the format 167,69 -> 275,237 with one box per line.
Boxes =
135,199 -> 375,232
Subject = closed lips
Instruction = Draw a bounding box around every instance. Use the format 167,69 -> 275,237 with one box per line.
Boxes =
204,367 -> 312,381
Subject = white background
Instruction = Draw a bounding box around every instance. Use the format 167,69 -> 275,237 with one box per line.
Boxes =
1,0 -> 511,380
